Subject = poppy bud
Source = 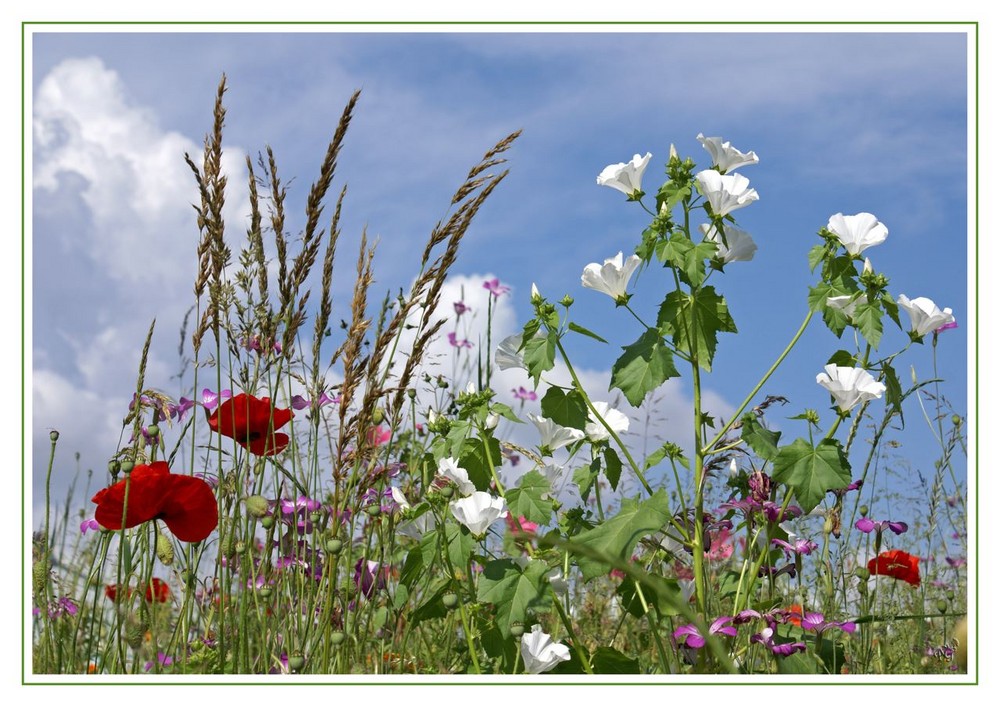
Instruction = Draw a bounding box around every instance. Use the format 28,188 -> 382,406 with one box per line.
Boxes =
330,631 -> 346,646
309,511 -> 322,524
156,534 -> 175,566
288,655 -> 305,672
50,430 -> 60,442
261,515 -> 275,530
244,495 -> 269,518
936,599 -> 949,614
859,505 -> 869,517
509,622 -> 525,638
854,567 -> 870,581
325,538 -> 343,555
108,460 -> 120,476
407,388 -> 417,400
120,460 -> 134,474
372,408 -> 385,425
146,424 -> 159,438
442,592 -> 459,609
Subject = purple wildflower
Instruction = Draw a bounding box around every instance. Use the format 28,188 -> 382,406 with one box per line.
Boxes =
353,558 -> 387,599
945,556 -> 967,568
483,278 -> 511,298
169,396 -> 198,422
801,611 -> 856,634
751,626 -> 808,656
513,386 -> 537,402
80,518 -> 100,535
290,391 -> 341,412
855,518 -> 908,535
454,301 -> 470,316
448,332 -> 473,349
144,652 -> 174,672
673,616 -> 738,649
758,563 -> 797,580
748,470 -> 771,505
201,387 -> 232,411
829,479 -> 864,497
771,537 -> 819,558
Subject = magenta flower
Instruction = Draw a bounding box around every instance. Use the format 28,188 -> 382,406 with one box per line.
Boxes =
945,556 -> 967,568
290,391 -> 340,411
366,425 -> 392,447
80,518 -> 100,535
751,626 -> 808,656
483,278 -> 511,298
855,518 -> 908,535
144,652 -> 174,672
771,537 -> 819,558
454,301 -> 470,316
673,616 -> 738,649
353,558 -> 388,599
200,387 -> 232,411
801,612 -> 856,635
448,332 -> 473,349
169,396 -> 198,422
513,386 -> 537,402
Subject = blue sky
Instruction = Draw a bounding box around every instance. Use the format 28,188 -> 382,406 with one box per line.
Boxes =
28,28 -> 970,527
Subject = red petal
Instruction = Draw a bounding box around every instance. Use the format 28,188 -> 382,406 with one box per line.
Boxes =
246,432 -> 290,456
158,474 -> 219,543
145,578 -> 171,603
92,463 -> 172,530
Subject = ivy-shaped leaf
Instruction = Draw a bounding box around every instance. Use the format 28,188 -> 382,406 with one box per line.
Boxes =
655,232 -> 717,287
771,438 -> 852,514
740,413 -> 781,461
881,291 -> 901,329
826,349 -> 857,367
572,489 -> 672,580
852,301 -> 884,349
476,558 -> 550,638
522,326 -> 556,386
657,286 -> 736,371
540,387 -> 588,431
505,470 -> 555,525
610,327 -> 679,407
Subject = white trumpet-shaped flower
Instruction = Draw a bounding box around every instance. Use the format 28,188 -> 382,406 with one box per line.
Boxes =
495,333 -> 526,371
437,456 -> 476,496
699,223 -> 758,264
520,624 -> 571,674
695,170 -> 759,217
596,152 -> 652,198
581,251 -> 642,303
826,212 -> 888,256
815,364 -> 886,413
897,295 -> 955,337
449,491 -> 508,536
529,414 -> 585,455
696,133 -> 759,173
585,401 -> 630,442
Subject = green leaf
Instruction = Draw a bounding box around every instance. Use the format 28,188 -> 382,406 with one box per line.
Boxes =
657,286 -> 737,371
591,647 -> 641,674
883,361 -> 903,424
852,301 -> 884,349
881,291 -> 901,329
826,349 -> 856,367
610,328 -> 679,406
459,435 -> 502,492
399,546 -> 425,589
540,387 -> 588,431
643,441 -> 689,472
573,459 -> 601,504
505,470 -> 555,525
491,402 -> 522,424
772,438 -> 852,514
409,578 -> 451,625
476,558 -> 550,638
442,520 -> 477,570
740,413 -> 781,461
657,180 -> 691,215
616,576 -> 682,618
522,328 -> 557,386
603,447 -> 623,491
807,244 -> 827,272
572,489 -> 672,581
656,232 -> 717,287
568,321 -> 609,344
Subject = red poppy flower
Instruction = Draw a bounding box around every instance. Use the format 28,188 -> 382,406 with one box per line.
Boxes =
785,604 -> 803,627
207,393 -> 293,456
145,578 -> 170,603
92,461 -> 218,542
105,584 -> 131,601
868,549 -> 921,587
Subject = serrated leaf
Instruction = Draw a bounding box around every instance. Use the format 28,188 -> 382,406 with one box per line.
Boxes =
603,447 -> 622,491
572,489 -> 672,580
459,435 -> 502,492
506,470 -> 555,525
477,558 -> 550,638
443,520 -> 477,570
852,301 -> 884,349
540,387 -> 588,431
568,321 -> 608,344
657,180 -> 691,215
610,328 -> 679,406
740,413 -> 781,461
657,286 -> 736,371
883,361 -> 903,424
656,232 -> 717,287
827,349 -> 856,367
807,244 -> 827,272
771,438 -> 852,514
881,292 -> 901,329
573,458 -> 601,504
523,329 -> 557,386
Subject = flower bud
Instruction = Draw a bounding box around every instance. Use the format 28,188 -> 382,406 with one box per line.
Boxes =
324,538 -> 343,555
156,534 -> 175,566
120,460 -> 134,474
530,283 -> 542,304
331,631 -> 346,646
288,655 -> 305,672
854,567 -> 870,581
440,485 -> 454,499
146,424 -> 159,438
936,599 -> 949,614
244,495 -> 270,518
261,515 -> 275,530
442,592 -> 459,609
50,430 -> 60,442
951,414 -> 962,427
108,460 -> 120,475
560,295 -> 574,308
407,388 -> 417,400
484,412 -> 499,430
859,505 -> 869,517
372,408 -> 385,425
509,622 -> 525,638
309,511 -> 322,524
259,586 -> 273,598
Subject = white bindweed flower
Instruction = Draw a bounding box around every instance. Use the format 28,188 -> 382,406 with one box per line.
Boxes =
696,133 -> 759,173
529,414 -> 585,454
581,251 -> 642,303
815,364 -> 886,413
545,568 -> 569,593
397,512 -> 433,541
585,401 -> 630,442
695,170 -> 759,217
826,294 -> 864,321
437,457 -> 476,496
826,212 -> 888,256
897,295 -> 955,337
699,223 -> 758,264
520,624 -> 572,674
596,152 -> 652,198
450,491 -> 508,536
495,333 -> 526,371
541,463 -> 582,507
390,487 -> 410,511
